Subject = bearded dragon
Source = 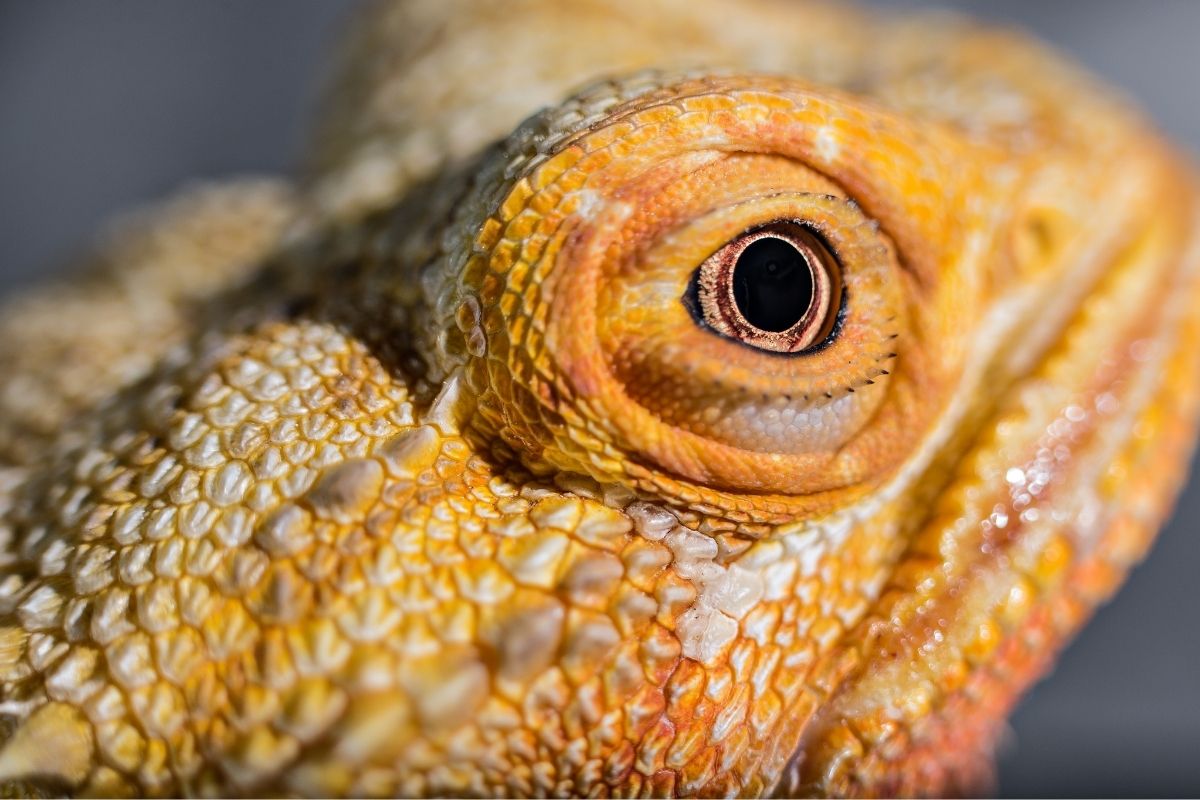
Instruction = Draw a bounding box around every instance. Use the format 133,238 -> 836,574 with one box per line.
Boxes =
0,1 -> 1196,796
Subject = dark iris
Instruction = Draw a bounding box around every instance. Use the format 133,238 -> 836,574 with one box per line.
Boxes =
731,237 -> 813,332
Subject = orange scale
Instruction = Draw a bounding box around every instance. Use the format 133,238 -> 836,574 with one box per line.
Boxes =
529,147 -> 585,192
497,180 -> 534,223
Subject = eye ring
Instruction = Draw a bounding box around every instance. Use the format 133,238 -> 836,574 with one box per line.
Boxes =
692,222 -> 843,354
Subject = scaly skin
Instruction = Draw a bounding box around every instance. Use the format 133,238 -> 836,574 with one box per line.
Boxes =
0,1 -> 1197,796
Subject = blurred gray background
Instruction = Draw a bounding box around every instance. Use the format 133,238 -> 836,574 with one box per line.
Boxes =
0,1 -> 1196,796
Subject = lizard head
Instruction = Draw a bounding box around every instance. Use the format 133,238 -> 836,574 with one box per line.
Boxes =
0,1 -> 1196,797
298,5 -> 1200,791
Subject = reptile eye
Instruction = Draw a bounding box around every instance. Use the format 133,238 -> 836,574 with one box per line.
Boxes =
460,79 -> 933,508
695,222 -> 842,353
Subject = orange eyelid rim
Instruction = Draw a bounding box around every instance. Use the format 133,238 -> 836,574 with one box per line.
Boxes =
549,182 -> 900,497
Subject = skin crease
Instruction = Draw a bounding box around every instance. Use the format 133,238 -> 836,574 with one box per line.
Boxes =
0,1 -> 1198,797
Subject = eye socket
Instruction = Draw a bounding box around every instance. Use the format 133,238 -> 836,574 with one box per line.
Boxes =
694,222 -> 842,353
458,81 -> 923,508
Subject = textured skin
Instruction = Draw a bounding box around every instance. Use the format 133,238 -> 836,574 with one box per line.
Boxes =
1,1 -> 1198,796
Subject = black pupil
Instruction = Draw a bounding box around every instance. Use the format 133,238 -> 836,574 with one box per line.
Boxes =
731,236 -> 813,332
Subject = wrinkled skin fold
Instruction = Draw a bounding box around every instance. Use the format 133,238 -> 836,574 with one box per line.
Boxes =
0,1 -> 1197,797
